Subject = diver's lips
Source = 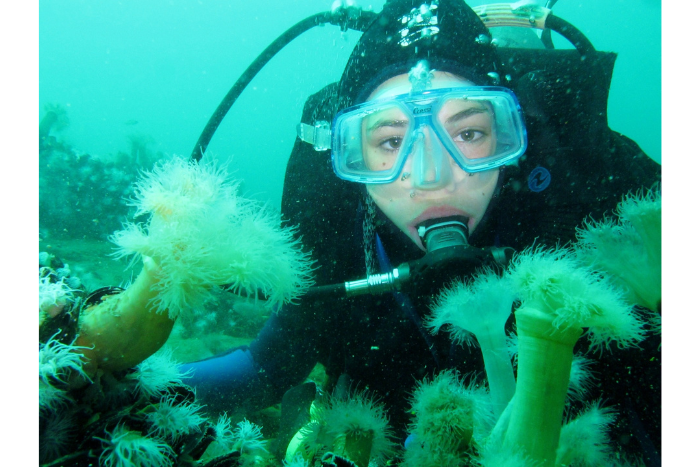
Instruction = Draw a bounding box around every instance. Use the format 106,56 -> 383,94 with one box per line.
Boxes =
410,206 -> 473,230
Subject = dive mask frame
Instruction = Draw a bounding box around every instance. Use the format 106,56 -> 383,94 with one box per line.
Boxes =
328,86 -> 528,183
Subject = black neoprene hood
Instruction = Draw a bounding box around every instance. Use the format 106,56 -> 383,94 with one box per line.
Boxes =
338,0 -> 501,106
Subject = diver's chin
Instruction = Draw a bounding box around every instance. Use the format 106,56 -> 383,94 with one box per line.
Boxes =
467,216 -> 480,234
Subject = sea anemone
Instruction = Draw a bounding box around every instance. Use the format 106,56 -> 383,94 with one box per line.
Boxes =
500,345 -> 597,404
39,333 -> 91,385
575,189 -> 661,313
74,256 -> 176,377
232,418 -> 266,452
39,379 -> 72,413
127,347 -> 193,399
39,272 -> 78,322
231,418 -> 270,467
405,370 -> 492,466
97,423 -> 175,467
285,418 -> 329,464
286,392 -> 394,467
39,410 -> 76,463
616,190 -> 661,268
401,441 -> 466,467
146,394 -> 207,441
555,400 -> 617,466
567,355 -> 596,402
111,155 -> 315,319
73,155 -> 315,378
409,370 -> 475,449
472,441 -> 539,467
507,247 -> 644,352
427,269 -> 516,418
200,412 -> 238,460
501,246 -> 644,467
321,391 -> 395,467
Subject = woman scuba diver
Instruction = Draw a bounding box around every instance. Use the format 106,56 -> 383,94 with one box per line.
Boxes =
183,0 -> 661,464
41,0 -> 660,465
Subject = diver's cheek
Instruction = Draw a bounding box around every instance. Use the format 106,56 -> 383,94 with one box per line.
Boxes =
458,171 -> 499,233
366,178 -> 412,205
449,158 -> 469,185
366,185 -> 425,249
462,168 -> 499,188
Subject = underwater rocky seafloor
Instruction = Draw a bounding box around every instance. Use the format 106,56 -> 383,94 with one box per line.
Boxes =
39,241 -> 307,466
38,106 -> 661,467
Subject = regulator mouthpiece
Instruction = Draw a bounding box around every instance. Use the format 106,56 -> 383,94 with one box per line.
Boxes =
417,216 -> 470,252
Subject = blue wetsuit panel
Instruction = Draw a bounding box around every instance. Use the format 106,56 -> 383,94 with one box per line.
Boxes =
180,306 -> 321,412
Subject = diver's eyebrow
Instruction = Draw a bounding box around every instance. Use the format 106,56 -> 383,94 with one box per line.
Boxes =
444,106 -> 488,125
366,119 -> 408,133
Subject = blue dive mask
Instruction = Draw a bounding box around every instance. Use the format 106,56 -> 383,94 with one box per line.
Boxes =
300,86 -> 527,184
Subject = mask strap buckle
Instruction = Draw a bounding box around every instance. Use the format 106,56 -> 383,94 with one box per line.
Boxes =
297,120 -> 331,151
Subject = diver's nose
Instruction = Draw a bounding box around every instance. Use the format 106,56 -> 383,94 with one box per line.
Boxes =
408,124 -> 453,190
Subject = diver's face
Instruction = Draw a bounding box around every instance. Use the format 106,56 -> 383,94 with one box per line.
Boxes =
365,72 -> 499,250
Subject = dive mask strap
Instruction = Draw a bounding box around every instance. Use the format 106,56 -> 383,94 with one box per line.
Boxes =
297,120 -> 331,151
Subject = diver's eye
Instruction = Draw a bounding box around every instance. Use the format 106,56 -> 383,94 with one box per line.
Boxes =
380,137 -> 403,150
455,129 -> 484,143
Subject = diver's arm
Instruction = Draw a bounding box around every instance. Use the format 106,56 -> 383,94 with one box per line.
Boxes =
181,345 -> 278,413
182,303 -> 324,413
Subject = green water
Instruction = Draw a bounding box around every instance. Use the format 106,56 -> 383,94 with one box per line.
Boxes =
39,0 -> 661,212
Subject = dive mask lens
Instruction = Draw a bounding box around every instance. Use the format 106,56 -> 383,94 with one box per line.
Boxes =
332,101 -> 413,183
434,89 -> 527,172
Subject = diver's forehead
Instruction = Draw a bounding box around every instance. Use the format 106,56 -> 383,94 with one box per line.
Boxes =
368,71 -> 474,100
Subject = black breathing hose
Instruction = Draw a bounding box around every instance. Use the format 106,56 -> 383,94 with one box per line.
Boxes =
541,26 -> 555,50
544,14 -> 595,56
541,0 -> 559,49
190,12 -> 331,161
189,9 -> 377,161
